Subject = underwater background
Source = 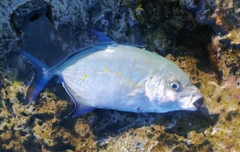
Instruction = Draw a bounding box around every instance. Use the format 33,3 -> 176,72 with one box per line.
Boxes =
0,0 -> 240,151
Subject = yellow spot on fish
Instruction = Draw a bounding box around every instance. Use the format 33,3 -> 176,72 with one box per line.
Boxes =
79,78 -> 82,80
104,68 -> 109,72
116,71 -> 120,75
83,74 -> 88,78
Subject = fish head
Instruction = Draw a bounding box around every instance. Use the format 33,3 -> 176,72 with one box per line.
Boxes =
145,63 -> 203,112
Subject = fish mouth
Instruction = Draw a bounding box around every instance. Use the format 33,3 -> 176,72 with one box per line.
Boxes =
181,85 -> 204,111
179,91 -> 203,111
193,97 -> 204,108
193,97 -> 210,116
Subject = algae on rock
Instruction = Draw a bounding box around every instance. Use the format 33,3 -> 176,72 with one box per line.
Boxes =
1,0 -> 240,151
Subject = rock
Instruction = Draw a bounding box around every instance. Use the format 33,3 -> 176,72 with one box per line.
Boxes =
0,0 -> 240,151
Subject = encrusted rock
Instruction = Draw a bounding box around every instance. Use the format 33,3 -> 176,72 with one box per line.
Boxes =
0,0 -> 240,151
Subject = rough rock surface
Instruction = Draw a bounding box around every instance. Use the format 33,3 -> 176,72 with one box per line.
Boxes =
0,0 -> 239,151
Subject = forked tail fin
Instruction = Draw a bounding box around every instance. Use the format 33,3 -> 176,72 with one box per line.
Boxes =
18,51 -> 54,104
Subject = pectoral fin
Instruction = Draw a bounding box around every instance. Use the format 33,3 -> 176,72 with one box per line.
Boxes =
62,82 -> 95,118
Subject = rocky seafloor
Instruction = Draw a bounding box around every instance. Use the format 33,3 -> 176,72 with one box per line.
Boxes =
0,0 -> 240,151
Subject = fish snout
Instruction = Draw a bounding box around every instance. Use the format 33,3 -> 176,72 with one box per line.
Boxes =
193,97 -> 210,116
193,97 -> 204,108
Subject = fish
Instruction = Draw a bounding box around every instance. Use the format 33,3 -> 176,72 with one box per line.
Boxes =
19,31 -> 203,118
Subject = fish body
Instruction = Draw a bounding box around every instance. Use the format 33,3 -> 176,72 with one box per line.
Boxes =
20,31 -> 203,118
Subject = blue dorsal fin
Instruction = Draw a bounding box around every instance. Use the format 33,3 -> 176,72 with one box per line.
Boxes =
62,82 -> 95,118
92,30 -> 116,45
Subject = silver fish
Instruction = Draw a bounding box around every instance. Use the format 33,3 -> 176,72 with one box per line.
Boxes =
19,31 -> 203,118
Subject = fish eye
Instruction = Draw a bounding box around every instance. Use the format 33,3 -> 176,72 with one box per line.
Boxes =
169,80 -> 181,91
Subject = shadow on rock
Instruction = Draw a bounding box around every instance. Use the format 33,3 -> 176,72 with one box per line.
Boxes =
60,106 -> 217,140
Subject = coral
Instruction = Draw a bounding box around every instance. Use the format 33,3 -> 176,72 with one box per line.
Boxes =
181,0 -> 240,80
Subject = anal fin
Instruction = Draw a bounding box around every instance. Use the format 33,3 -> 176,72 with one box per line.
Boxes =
62,82 -> 95,118
65,103 -> 95,118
